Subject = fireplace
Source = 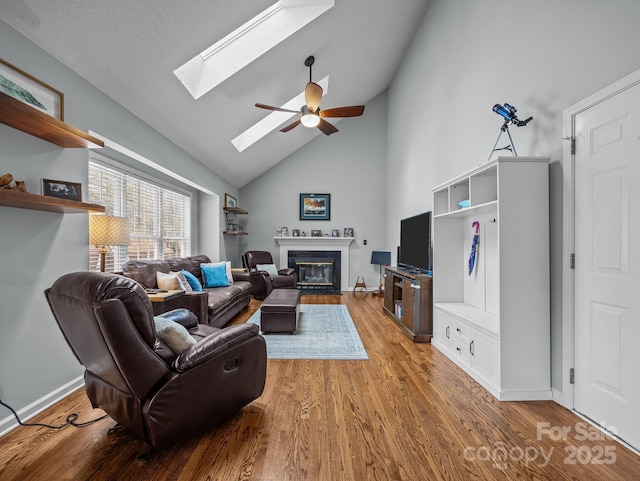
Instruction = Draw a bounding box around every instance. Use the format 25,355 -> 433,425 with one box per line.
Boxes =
288,250 -> 341,294
275,236 -> 354,291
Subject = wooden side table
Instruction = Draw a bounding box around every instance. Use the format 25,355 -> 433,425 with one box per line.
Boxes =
147,290 -> 185,316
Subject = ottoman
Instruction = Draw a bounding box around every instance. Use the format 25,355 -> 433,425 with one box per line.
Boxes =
260,288 -> 301,334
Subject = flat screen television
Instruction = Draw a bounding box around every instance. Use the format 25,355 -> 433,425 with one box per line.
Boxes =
399,211 -> 432,273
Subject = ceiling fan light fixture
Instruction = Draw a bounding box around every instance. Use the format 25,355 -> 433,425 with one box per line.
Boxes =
300,105 -> 320,127
301,113 -> 320,128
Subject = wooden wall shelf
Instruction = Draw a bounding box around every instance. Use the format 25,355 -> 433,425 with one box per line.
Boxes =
0,92 -> 104,149
0,189 -> 105,214
223,206 -> 248,215
223,206 -> 248,235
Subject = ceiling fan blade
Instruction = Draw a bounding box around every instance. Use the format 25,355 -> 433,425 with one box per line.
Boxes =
280,119 -> 301,133
317,118 -> 338,136
305,82 -> 323,112
320,105 -> 365,118
255,103 -> 300,114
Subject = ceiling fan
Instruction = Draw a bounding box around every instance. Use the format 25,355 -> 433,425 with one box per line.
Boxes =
255,55 -> 365,135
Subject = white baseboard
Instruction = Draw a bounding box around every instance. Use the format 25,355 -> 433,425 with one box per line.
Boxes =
0,376 -> 84,437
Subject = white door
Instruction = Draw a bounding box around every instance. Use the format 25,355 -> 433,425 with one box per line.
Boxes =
573,81 -> 640,450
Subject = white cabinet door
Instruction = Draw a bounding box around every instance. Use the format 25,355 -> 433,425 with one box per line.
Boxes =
470,329 -> 499,386
432,308 -> 451,351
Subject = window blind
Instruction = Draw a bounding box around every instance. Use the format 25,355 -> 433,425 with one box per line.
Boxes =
88,159 -> 191,272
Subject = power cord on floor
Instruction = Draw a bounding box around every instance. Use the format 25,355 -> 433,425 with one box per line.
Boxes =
0,397 -> 108,430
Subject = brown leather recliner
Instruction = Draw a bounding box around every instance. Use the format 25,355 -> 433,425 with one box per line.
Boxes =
242,250 -> 297,300
44,271 -> 267,450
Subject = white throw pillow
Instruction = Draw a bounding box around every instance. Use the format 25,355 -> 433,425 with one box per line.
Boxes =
154,316 -> 196,354
256,263 -> 279,277
156,271 -> 185,290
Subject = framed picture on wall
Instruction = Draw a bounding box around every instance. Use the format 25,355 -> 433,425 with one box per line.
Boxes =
299,193 -> 330,220
224,193 -> 237,208
0,58 -> 64,120
42,179 -> 81,201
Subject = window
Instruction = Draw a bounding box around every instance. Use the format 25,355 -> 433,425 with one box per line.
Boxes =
88,156 -> 192,272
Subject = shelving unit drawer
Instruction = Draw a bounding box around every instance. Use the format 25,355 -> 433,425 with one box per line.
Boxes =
452,339 -> 471,365
451,319 -> 471,343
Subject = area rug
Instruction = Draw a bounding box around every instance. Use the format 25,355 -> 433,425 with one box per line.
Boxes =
247,304 -> 368,360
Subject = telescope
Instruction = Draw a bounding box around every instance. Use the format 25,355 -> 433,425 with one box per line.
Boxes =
487,102 -> 533,161
492,103 -> 532,127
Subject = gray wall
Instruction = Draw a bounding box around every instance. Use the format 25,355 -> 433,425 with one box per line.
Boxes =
386,0 -> 640,396
240,92 -> 388,289
0,20 -> 238,431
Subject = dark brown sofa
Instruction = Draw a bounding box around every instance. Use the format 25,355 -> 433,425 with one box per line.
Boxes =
122,255 -> 252,328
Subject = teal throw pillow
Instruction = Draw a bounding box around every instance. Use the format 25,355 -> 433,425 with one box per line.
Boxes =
181,269 -> 203,291
201,263 -> 230,288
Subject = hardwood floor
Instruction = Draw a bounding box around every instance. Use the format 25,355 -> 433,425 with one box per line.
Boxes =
1,294 -> 638,480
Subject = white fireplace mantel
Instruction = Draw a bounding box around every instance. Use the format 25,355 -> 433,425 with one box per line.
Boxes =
274,236 -> 355,291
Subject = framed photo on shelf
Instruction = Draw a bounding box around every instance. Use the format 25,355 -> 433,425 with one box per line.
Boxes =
0,58 -> 64,120
42,179 -> 81,202
344,227 -> 354,237
299,193 -> 330,220
224,193 -> 237,208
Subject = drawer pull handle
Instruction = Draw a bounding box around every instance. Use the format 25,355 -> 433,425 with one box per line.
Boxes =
456,327 -> 462,334
446,326 -> 450,338
456,347 -> 462,353
470,340 -> 475,356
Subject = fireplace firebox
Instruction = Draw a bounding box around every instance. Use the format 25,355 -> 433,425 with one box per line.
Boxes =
288,250 -> 341,293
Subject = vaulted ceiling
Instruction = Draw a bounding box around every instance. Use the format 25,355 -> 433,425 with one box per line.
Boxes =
0,0 -> 429,187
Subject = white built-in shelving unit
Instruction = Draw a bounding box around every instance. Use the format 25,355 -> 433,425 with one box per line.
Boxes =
431,156 -> 551,401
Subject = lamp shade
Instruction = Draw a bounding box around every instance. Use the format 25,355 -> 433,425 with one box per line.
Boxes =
371,250 -> 391,265
89,215 -> 130,247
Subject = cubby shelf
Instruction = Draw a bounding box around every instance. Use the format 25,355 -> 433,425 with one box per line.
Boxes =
0,189 -> 105,214
0,91 -> 104,149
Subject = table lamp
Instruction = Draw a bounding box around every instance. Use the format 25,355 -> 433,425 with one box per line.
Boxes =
89,214 -> 130,272
371,250 -> 391,297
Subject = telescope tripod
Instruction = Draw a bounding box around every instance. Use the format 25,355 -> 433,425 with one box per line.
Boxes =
488,121 -> 518,162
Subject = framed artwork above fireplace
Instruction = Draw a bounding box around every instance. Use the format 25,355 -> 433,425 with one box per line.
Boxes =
300,193 -> 330,220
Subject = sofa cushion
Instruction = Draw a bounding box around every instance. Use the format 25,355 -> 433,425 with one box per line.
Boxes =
122,259 -> 171,288
206,281 -> 251,316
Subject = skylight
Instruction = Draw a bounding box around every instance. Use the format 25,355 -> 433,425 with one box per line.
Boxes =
231,76 -> 329,152
174,0 -> 335,99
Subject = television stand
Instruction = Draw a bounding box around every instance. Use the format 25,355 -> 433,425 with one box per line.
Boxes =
382,266 -> 433,342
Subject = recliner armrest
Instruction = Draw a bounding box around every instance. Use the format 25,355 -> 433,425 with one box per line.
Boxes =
232,271 -> 250,283
157,291 -> 208,325
174,323 -> 261,372
278,268 -> 296,277
158,308 -> 198,329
